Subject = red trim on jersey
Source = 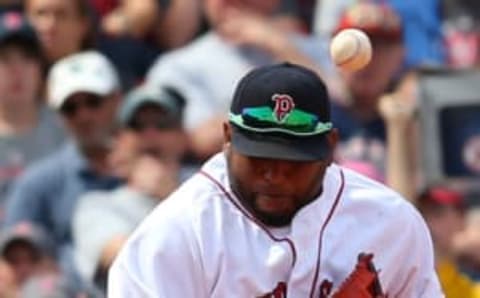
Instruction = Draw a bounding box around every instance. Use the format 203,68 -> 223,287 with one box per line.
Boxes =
199,170 -> 297,268
309,169 -> 345,298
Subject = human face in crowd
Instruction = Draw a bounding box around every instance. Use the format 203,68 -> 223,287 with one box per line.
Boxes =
127,104 -> 187,162
223,122 -> 338,227
26,0 -> 89,63
204,0 -> 280,27
423,205 -> 465,257
109,104 -> 187,178
342,38 -> 404,107
60,92 -> 119,150
3,241 -> 39,285
0,44 -> 42,104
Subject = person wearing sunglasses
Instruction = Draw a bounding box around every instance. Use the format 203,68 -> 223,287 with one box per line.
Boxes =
73,84 -> 194,294
4,51 -> 124,290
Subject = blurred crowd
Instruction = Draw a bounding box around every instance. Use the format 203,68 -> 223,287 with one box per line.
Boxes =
0,0 -> 478,297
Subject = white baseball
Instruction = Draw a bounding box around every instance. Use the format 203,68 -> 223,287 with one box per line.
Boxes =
330,29 -> 372,72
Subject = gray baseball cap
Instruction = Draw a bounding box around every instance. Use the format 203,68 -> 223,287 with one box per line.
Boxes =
118,85 -> 184,128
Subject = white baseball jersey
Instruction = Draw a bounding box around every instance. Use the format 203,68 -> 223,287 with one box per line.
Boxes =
108,153 -> 444,298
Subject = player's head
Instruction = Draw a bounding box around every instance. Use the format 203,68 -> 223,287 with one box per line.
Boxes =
223,62 -> 338,227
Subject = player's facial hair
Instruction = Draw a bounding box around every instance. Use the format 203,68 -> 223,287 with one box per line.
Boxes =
226,150 -> 324,227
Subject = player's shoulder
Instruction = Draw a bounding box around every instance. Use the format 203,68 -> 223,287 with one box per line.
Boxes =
334,164 -> 419,219
328,165 -> 429,241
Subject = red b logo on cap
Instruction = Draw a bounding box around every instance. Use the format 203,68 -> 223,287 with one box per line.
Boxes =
272,94 -> 295,123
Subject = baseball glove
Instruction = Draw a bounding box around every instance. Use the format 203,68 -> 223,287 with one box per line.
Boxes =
331,253 -> 387,298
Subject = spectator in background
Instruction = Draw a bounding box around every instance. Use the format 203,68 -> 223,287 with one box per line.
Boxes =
442,0 -> 480,68
329,2 -> 406,185
25,0 -> 93,65
313,0 -> 445,68
26,0 -> 142,89
376,72 -> 419,200
0,221 -> 57,286
4,51 -> 123,282
0,12 -> 65,211
91,0 -> 203,89
146,0 -> 336,161
417,186 -> 480,298
73,84 -> 190,293
97,0 -> 167,40
94,0 -> 203,50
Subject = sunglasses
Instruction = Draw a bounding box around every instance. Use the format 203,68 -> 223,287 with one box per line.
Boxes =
60,95 -> 103,117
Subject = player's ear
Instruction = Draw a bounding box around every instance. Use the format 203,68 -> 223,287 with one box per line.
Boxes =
326,128 -> 339,159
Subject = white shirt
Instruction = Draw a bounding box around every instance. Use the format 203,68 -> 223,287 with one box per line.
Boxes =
108,153 -> 444,298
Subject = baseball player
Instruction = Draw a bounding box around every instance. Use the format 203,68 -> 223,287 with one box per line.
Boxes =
108,63 -> 444,297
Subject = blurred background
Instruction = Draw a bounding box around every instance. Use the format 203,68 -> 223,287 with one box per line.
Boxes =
0,0 -> 478,296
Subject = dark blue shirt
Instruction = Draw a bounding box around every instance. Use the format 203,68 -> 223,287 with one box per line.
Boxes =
331,102 -> 386,142
5,142 -> 123,267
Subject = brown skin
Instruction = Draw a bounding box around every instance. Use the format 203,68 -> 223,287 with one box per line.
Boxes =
0,258 -> 17,297
223,122 -> 338,226
26,0 -> 90,63
59,92 -> 120,175
60,92 -> 120,151
127,105 -> 187,162
102,0 -> 159,39
109,105 -> 187,177
204,0 -> 280,29
0,45 -> 42,106
0,44 -> 42,135
99,235 -> 128,271
422,205 -> 465,263
109,104 -> 186,197
3,241 -> 39,285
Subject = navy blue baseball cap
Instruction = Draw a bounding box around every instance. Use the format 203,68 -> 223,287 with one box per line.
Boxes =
0,12 -> 40,51
229,62 -> 334,161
